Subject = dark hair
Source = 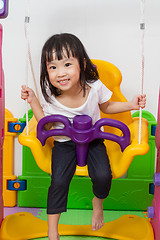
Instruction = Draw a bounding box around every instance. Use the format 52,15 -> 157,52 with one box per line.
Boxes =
40,33 -> 99,103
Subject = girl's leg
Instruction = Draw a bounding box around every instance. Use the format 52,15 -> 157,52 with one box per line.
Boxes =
92,196 -> 104,231
87,139 -> 112,231
47,141 -> 77,239
48,214 -> 60,240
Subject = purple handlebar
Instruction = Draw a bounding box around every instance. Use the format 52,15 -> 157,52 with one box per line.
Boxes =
37,115 -> 130,167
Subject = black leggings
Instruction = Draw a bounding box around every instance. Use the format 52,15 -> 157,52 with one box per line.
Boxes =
47,139 -> 112,214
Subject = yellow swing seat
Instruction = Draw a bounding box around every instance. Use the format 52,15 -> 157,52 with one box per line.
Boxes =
18,59 -> 149,179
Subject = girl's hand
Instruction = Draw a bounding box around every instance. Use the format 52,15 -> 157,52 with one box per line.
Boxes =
21,85 -> 36,104
130,94 -> 146,110
21,85 -> 45,122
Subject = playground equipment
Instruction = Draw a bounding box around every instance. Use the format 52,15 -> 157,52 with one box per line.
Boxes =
14,108 -> 155,210
0,114 -> 156,240
0,56 -> 156,240
0,0 -> 8,19
147,88 -> 160,240
0,1 -> 158,239
18,59 -> 149,179
0,1 -> 9,224
0,106 -> 155,239
0,211 -> 154,240
37,114 -> 131,167
0,23 -> 4,226
3,109 -> 18,207
16,60 -> 154,211
0,109 -> 156,240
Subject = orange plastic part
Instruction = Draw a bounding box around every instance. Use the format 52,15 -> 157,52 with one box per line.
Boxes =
3,109 -> 17,206
0,23 -> 4,226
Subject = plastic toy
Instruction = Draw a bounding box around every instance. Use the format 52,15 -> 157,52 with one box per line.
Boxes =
0,51 -> 154,240
0,212 -> 48,239
8,122 -> 26,133
18,59 -> 149,179
0,212 -> 154,240
0,1 -> 157,238
3,109 -> 18,207
130,110 -> 156,180
147,87 -> 160,239
7,180 -> 26,191
0,0 -> 8,18
0,23 -> 4,225
37,114 -> 130,167
16,109 -> 155,209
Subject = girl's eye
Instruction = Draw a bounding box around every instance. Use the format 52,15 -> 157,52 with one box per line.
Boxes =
65,63 -> 71,67
50,66 -> 56,69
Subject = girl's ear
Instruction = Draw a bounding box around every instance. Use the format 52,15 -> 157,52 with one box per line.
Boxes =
84,58 -> 86,70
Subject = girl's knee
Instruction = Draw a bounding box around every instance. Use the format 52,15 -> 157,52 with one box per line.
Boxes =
51,177 -> 69,190
92,172 -> 112,198
94,172 -> 112,185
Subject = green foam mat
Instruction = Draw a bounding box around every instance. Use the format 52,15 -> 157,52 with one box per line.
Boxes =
33,209 -> 146,240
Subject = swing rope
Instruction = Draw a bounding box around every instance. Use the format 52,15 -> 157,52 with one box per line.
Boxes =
24,0 -> 40,135
139,0 -> 146,144
24,0 -> 29,135
23,0 -> 146,143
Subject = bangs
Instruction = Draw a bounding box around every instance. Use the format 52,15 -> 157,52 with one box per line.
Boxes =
46,41 -> 77,62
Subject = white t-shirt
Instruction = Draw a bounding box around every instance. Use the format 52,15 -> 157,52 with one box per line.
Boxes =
41,80 -> 112,142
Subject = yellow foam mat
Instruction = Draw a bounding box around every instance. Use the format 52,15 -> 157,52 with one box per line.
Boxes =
0,212 -> 154,240
0,212 -> 48,240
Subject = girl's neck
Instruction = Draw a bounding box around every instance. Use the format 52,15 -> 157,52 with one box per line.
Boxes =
56,84 -> 90,108
61,83 -> 83,97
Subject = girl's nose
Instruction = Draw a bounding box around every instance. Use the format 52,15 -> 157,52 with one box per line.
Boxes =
57,67 -> 66,77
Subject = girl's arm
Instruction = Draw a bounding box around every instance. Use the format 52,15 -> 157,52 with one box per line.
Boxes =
99,94 -> 146,114
21,85 -> 45,122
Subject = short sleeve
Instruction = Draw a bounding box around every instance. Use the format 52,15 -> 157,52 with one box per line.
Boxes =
97,80 -> 112,104
40,87 -> 53,116
40,95 -> 51,116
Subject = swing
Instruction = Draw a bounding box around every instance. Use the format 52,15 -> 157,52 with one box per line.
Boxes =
14,1 -> 152,240
0,1 -> 154,239
18,59 -> 149,179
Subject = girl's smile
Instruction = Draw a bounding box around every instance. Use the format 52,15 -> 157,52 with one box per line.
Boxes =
46,53 -> 81,95
58,78 -> 70,85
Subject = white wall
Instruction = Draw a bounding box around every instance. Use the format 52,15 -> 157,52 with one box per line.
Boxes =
1,0 -> 160,176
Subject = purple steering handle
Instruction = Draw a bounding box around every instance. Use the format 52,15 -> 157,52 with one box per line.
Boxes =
37,115 -> 130,167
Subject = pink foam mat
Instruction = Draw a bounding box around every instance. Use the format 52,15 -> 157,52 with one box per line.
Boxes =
3,207 -> 42,218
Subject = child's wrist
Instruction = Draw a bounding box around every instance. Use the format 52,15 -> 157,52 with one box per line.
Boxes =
29,95 -> 38,105
128,101 -> 134,111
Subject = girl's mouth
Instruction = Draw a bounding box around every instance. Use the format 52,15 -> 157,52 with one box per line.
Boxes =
58,79 -> 70,85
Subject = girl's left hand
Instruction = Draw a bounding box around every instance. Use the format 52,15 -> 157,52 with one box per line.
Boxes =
131,94 -> 146,110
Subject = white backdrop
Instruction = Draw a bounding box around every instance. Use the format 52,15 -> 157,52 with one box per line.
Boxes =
0,0 -> 160,175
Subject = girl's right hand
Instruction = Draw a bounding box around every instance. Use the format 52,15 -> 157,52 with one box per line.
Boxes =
21,85 -> 36,103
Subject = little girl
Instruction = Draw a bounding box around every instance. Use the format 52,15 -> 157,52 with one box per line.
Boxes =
21,33 -> 146,240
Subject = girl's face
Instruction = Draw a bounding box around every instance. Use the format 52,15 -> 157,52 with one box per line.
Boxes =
46,50 -> 81,94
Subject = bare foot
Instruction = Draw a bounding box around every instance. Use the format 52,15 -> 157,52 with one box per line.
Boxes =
92,197 -> 104,231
